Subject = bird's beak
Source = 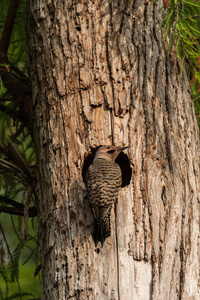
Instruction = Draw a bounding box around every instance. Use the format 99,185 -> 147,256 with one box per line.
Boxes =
116,146 -> 130,151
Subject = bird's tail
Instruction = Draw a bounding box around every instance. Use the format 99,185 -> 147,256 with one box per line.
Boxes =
93,217 -> 111,247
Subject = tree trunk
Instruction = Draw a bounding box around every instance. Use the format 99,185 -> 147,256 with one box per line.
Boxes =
27,0 -> 200,299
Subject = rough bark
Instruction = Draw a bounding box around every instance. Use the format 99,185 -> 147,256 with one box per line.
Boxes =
27,0 -> 200,299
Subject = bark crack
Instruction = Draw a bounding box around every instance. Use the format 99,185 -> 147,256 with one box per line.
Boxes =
152,2 -> 160,99
164,59 -> 174,174
114,204 -> 120,300
59,103 -> 73,247
105,26 -> 115,144
104,1 -> 117,145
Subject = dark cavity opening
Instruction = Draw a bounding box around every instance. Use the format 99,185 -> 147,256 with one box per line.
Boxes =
82,146 -> 132,188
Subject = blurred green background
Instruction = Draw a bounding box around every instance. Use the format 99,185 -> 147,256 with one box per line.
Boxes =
0,214 -> 41,300
0,0 -> 41,298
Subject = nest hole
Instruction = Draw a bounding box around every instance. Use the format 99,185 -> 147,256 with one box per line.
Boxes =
82,146 -> 132,188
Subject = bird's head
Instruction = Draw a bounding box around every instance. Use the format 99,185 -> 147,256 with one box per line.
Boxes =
93,145 -> 130,162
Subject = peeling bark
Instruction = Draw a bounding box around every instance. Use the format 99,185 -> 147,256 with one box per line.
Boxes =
27,0 -> 200,299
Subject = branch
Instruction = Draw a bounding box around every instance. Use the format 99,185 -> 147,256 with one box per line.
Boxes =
0,158 -> 32,185
0,206 -> 24,216
0,205 -> 37,217
0,194 -> 24,209
34,264 -> 41,279
0,140 -> 34,180
0,0 -> 21,63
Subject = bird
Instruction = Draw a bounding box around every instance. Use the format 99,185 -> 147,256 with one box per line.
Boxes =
86,145 -> 130,247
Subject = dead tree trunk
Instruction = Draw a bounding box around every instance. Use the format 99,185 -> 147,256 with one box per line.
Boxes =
27,0 -> 200,299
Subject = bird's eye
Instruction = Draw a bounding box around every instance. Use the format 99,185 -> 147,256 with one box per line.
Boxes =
107,146 -> 111,149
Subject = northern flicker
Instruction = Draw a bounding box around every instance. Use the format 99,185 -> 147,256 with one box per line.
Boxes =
86,145 -> 129,247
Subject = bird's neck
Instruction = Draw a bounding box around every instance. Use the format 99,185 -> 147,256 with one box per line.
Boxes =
94,153 -> 115,162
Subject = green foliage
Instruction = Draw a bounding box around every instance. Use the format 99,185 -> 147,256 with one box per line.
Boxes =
0,1 -> 40,299
0,216 -> 40,300
0,0 -> 27,70
191,80 -> 200,128
0,117 -> 39,297
2,292 -> 35,300
160,0 -> 200,127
